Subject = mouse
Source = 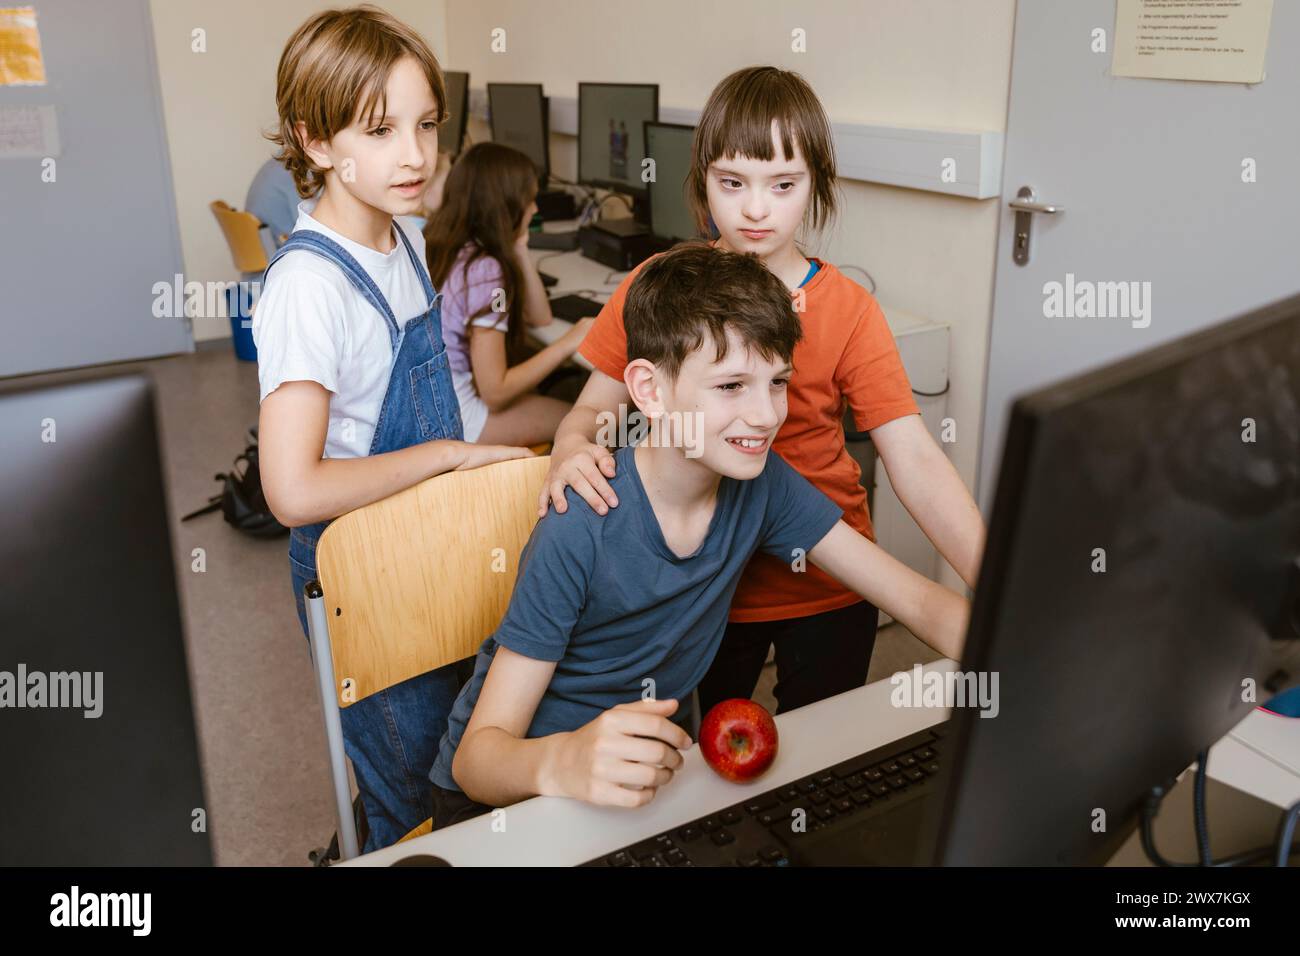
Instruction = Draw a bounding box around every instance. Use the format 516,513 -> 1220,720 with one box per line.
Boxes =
389,853 -> 453,867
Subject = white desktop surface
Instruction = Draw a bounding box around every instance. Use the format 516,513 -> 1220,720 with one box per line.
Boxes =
1207,706 -> 1300,810
341,660 -> 959,867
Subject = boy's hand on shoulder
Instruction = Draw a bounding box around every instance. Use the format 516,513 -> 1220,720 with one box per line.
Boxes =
538,440 -> 619,518
544,698 -> 692,807
453,441 -> 536,472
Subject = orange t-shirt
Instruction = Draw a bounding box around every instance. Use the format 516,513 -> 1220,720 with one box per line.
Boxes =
579,256 -> 920,623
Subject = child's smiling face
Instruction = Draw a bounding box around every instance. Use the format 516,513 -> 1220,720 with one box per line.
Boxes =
308,55 -> 441,217
631,327 -> 793,482
706,121 -> 812,257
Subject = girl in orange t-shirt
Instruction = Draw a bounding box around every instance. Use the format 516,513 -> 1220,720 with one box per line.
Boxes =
540,66 -> 985,717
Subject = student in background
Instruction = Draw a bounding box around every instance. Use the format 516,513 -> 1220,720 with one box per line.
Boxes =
253,6 -> 531,852
425,142 -> 591,446
245,156 -> 308,249
540,66 -> 986,719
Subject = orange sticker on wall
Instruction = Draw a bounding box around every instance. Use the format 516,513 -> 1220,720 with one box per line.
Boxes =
0,6 -> 47,86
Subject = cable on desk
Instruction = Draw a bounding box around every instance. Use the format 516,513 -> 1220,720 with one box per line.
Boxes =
912,381 -> 950,398
1140,754 -> 1300,866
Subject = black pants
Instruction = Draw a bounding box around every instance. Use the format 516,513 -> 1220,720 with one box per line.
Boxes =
696,601 -> 880,716
431,783 -> 494,831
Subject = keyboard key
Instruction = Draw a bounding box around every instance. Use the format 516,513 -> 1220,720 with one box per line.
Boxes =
608,851 -> 633,867
744,798 -> 778,815
815,773 -> 836,787
898,755 -> 917,768
739,856 -> 762,867
926,762 -> 941,775
798,780 -> 819,793
814,806 -> 837,821
881,760 -> 901,775
641,856 -> 667,867
867,782 -> 889,797
778,787 -> 799,802
886,774 -> 908,790
915,748 -> 935,761
630,841 -> 660,861
846,774 -> 866,790
864,769 -> 884,782
833,798 -> 854,813
665,848 -> 687,865
701,817 -> 721,832
851,790 -> 873,806
828,782 -> 849,798
676,825 -> 702,842
759,846 -> 784,862
811,791 -> 830,805
720,808 -> 743,826
904,768 -> 925,782
757,811 -> 783,827
710,829 -> 736,846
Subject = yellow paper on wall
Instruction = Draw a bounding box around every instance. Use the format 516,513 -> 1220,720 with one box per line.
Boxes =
0,6 -> 47,86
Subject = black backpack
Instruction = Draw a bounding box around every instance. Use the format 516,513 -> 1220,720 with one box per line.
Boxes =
182,428 -> 288,538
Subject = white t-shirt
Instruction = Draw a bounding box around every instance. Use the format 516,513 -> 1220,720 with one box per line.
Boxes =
253,199 -> 430,460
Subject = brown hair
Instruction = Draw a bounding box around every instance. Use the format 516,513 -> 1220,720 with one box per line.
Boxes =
685,66 -> 838,238
425,143 -> 539,352
624,242 -> 802,381
266,5 -> 447,199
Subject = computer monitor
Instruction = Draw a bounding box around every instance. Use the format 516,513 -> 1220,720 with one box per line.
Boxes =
578,82 -> 658,199
0,372 -> 212,865
644,121 -> 698,244
487,82 -> 549,182
926,292 -> 1300,865
441,70 -> 469,157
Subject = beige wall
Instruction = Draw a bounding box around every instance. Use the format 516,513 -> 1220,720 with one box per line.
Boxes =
148,0 -> 448,343
444,0 -> 1015,590
150,0 -> 1014,590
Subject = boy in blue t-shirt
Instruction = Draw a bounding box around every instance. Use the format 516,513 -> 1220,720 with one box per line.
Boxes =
428,242 -> 970,828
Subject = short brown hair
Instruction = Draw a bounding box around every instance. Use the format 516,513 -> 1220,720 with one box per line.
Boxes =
685,66 -> 838,237
266,5 -> 447,199
624,243 -> 802,381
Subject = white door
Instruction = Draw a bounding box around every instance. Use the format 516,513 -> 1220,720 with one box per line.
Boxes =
977,0 -> 1297,511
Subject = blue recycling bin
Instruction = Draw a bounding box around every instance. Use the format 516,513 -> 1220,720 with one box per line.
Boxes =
226,281 -> 258,362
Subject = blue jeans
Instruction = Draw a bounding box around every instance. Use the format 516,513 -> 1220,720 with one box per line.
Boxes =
292,552 -> 465,852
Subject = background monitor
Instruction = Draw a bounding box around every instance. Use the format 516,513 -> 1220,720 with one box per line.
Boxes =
441,70 -> 469,157
645,121 -> 698,243
0,372 -> 212,865
926,292 -> 1300,865
578,82 -> 658,195
487,82 -> 549,181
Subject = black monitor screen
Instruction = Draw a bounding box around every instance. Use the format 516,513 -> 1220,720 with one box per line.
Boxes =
579,83 -> 658,195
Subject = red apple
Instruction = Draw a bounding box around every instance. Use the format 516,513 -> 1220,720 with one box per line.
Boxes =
699,698 -> 778,782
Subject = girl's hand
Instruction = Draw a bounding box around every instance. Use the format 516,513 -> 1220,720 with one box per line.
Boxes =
453,441 -> 536,472
559,317 -> 595,353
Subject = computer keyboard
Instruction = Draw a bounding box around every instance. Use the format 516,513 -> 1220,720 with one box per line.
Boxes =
549,293 -> 604,321
580,721 -> 948,867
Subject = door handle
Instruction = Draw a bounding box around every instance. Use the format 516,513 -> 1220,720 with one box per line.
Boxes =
1009,186 -> 1063,265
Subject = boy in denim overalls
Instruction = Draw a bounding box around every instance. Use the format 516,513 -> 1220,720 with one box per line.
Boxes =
252,6 -> 531,852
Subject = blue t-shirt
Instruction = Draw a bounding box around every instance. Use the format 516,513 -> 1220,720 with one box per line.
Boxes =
429,444 -> 844,791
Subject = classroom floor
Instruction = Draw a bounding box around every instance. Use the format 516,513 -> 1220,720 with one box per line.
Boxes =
20,345 -> 1293,866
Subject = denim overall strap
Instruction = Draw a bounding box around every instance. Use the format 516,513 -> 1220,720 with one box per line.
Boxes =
265,229 -> 403,351
279,221 -> 467,852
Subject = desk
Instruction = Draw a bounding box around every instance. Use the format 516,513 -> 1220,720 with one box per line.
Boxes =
341,660 -> 959,866
341,659 -> 1300,866
1207,706 -> 1300,810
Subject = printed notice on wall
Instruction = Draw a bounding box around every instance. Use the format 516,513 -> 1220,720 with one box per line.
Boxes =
0,105 -> 59,158
1112,0 -> 1273,84
0,6 -> 47,86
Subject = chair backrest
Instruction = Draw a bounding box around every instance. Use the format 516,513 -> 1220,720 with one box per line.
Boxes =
315,455 -> 551,706
209,200 -> 269,273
